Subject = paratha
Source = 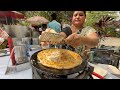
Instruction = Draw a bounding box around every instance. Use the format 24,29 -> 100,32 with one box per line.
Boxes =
37,49 -> 82,69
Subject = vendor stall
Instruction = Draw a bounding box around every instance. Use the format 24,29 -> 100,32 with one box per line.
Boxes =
1,29 -> 120,79
0,46 -> 120,79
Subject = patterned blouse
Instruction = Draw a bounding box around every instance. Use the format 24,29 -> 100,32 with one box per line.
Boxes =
61,26 -> 97,58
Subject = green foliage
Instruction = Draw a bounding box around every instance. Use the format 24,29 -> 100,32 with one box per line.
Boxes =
20,11 -> 120,37
19,11 -> 118,26
24,11 -> 73,24
85,11 -> 117,27
105,26 -> 120,37
85,11 -> 120,37
18,20 -> 30,26
102,25 -> 116,36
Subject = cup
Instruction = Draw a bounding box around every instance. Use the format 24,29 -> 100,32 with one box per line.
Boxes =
22,37 -> 31,54
12,38 -> 21,46
32,38 -> 39,45
22,37 -> 31,45
14,44 -> 29,65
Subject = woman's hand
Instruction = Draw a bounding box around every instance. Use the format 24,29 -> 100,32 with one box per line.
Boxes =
39,28 -> 58,46
64,33 -> 83,47
64,32 -> 99,48
39,28 -> 50,45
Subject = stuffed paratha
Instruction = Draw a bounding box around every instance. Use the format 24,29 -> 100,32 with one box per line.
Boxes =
37,49 -> 82,69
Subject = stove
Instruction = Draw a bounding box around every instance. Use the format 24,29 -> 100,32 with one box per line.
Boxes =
32,64 -> 94,79
30,50 -> 94,79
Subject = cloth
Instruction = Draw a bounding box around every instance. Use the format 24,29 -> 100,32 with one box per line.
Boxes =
47,20 -> 61,33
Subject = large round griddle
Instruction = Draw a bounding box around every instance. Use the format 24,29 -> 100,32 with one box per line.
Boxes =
30,49 -> 87,77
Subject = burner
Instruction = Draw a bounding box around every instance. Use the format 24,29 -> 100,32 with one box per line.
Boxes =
32,64 -> 94,79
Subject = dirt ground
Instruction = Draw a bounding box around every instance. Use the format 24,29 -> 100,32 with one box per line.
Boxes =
99,37 -> 120,46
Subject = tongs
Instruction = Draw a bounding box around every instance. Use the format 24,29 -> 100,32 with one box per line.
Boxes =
39,32 -> 66,44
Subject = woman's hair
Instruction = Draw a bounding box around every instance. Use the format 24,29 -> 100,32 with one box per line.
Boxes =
70,11 -> 86,18
83,11 -> 86,16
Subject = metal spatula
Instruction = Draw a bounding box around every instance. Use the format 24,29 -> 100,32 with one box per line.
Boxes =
39,32 -> 65,44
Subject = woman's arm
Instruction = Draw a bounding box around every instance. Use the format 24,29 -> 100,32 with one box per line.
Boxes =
64,32 -> 99,48
81,32 -> 99,48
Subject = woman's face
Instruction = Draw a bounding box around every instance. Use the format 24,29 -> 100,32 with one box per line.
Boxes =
72,11 -> 86,27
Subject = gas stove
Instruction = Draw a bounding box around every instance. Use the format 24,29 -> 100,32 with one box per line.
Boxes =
30,49 -> 94,79
32,64 -> 94,79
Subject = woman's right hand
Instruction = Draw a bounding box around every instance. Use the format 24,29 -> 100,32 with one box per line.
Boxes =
39,28 -> 57,48
39,28 -> 50,47
64,33 -> 83,47
40,42 -> 50,49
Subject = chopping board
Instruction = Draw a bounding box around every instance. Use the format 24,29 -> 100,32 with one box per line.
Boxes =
89,63 -> 108,79
97,64 -> 120,75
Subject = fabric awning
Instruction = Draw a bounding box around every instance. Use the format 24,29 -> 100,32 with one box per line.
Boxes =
0,11 -> 24,19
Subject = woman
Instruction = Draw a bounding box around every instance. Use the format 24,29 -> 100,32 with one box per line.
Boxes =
60,11 -> 99,57
41,11 -> 99,59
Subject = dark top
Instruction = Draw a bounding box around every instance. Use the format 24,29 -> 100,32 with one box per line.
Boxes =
61,27 -> 72,37
61,27 -> 75,51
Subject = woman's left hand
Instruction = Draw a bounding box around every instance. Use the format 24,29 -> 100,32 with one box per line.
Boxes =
64,33 -> 83,47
